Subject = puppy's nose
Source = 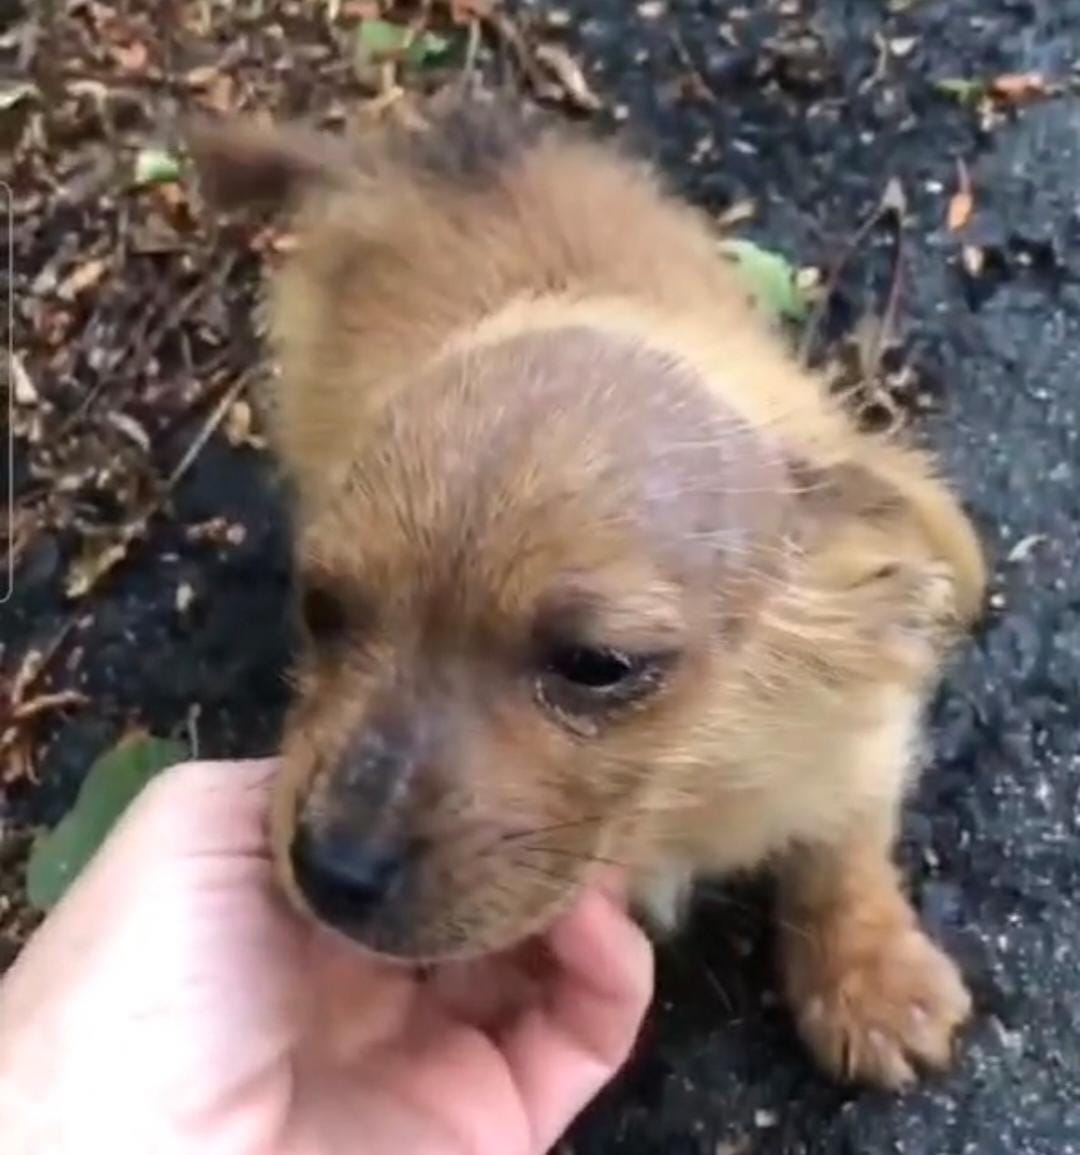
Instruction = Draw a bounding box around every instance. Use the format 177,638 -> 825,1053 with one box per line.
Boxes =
290,823 -> 404,927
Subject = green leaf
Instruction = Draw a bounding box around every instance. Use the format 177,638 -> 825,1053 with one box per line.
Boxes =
934,77 -> 985,104
719,238 -> 808,322
134,147 -> 183,187
355,18 -> 451,70
26,734 -> 187,913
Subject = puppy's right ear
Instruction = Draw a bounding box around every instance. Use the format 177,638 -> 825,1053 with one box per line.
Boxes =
185,116 -> 357,213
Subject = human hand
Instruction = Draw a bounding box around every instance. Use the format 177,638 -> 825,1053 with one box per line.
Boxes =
0,759 -> 653,1155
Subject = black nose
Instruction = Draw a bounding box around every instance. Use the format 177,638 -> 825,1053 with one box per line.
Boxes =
290,823 -> 404,928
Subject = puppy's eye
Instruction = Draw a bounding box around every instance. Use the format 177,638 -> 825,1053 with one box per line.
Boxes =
300,584 -> 348,642
545,644 -> 637,689
536,640 -> 674,726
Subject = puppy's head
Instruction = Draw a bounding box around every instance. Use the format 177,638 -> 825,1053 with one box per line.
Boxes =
271,324 -> 791,960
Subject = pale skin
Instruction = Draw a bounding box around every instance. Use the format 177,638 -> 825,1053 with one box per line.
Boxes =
0,759 -> 654,1155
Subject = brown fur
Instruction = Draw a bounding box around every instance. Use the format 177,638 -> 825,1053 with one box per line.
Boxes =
188,100 -> 986,1088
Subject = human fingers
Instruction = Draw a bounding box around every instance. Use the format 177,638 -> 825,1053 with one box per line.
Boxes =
494,885 -> 654,1153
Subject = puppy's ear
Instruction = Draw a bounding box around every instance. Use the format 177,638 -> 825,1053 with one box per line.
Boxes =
185,116 -> 357,213
796,441 -> 987,632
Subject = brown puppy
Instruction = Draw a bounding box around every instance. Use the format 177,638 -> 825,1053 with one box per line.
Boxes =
189,100 -> 985,1089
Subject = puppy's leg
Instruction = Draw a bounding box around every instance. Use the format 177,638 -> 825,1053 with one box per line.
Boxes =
775,805 -> 971,1088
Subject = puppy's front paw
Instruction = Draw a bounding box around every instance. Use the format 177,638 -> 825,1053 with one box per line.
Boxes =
782,909 -> 972,1089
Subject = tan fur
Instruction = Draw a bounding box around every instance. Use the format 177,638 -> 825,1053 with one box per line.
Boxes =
189,102 -> 986,1088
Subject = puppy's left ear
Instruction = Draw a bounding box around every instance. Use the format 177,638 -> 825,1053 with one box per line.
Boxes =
184,115 -> 357,214
795,439 -> 987,633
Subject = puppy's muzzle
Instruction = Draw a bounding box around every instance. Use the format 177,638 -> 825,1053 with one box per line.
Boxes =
289,720 -> 419,938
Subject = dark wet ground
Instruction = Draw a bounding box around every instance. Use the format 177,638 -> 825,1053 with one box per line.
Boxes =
3,1 -> 1080,1152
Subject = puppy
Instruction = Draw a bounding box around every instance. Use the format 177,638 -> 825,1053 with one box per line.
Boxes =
188,99 -> 985,1089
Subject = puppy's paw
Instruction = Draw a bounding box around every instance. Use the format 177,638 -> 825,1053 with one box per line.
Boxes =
782,910 -> 972,1089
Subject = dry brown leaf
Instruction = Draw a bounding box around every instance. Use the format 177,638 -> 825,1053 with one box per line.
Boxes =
107,411 -> 151,453
716,199 -> 756,229
340,1 -> 381,17
197,72 -> 236,113
66,539 -> 131,599
223,399 -> 265,448
947,160 -> 974,231
990,72 -> 1050,102
152,182 -> 189,217
56,258 -> 109,302
449,0 -> 494,21
11,690 -> 88,723
184,64 -> 220,89
10,354 -> 37,405
110,40 -> 150,76
534,43 -> 603,112
947,190 -> 973,230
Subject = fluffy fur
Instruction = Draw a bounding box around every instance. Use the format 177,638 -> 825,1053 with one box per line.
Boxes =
188,99 -> 986,1088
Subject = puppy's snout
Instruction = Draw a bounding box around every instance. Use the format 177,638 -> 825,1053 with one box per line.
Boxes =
290,822 -> 405,927
288,713 -> 422,937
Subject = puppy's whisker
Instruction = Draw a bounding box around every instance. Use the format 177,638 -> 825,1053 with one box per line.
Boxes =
507,857 -> 577,889
513,844 -> 630,869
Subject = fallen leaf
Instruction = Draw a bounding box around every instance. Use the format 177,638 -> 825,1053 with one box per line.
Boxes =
175,582 -> 196,613
795,265 -> 823,294
56,257 -> 109,302
990,72 -> 1050,102
110,40 -> 150,76
961,244 -> 985,276
184,63 -> 221,89
355,18 -> 451,70
716,199 -> 756,229
935,77 -> 985,104
1007,534 -> 1046,563
223,399 -> 264,448
197,72 -> 235,113
152,181 -> 189,215
947,159 -> 974,231
133,148 -> 182,187
534,43 -> 603,112
340,1 -> 380,17
107,411 -> 152,453
25,733 -> 187,912
10,354 -> 37,405
449,0 -> 494,20
718,238 -> 808,322
0,83 -> 38,111
65,537 -> 133,599
881,176 -> 908,216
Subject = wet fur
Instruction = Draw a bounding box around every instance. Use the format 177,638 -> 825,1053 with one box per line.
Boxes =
189,100 -> 986,1088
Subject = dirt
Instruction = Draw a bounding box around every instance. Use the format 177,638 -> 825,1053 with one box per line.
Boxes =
2,2 -> 1079,1153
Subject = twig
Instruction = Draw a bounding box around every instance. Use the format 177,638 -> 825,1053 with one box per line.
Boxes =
165,367 -> 255,492
864,181 -> 908,383
797,178 -> 907,367
460,18 -> 483,93
670,31 -> 718,104
12,689 -> 88,722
